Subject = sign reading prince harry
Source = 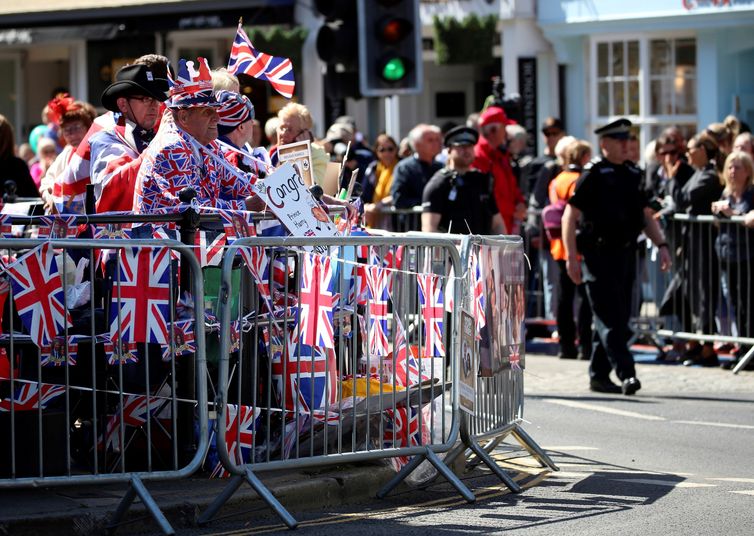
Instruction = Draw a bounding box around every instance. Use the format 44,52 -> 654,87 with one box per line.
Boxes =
253,162 -> 340,252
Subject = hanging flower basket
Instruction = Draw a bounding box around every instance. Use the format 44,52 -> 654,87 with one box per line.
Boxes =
432,14 -> 497,65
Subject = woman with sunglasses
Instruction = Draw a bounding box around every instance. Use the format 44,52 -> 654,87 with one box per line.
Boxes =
362,133 -> 400,228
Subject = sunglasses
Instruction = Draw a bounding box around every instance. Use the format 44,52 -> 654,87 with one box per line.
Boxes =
128,95 -> 159,105
377,146 -> 396,153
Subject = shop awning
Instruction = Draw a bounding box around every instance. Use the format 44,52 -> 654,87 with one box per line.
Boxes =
0,0 -> 294,29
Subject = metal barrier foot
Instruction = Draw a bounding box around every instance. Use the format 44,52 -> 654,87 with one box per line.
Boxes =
376,453 -> 426,499
732,347 -> 754,375
106,475 -> 175,536
511,425 -> 559,471
467,439 -> 521,493
425,449 -> 475,503
466,436 -> 505,470
197,470 -> 297,530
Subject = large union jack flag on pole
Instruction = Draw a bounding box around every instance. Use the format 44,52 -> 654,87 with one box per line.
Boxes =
227,21 -> 295,99
6,243 -> 71,347
110,247 -> 171,344
417,273 -> 446,357
365,265 -> 390,356
298,253 -> 336,348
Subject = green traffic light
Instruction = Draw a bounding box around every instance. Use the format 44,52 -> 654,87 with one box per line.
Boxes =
382,58 -> 406,81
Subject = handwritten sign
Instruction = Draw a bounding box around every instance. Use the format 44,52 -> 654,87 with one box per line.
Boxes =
253,162 -> 340,253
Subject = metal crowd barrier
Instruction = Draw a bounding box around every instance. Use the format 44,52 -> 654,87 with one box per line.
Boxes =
0,233 -> 208,536
631,213 -> 754,374
199,235 -> 472,528
443,235 -> 558,493
367,205 -> 423,233
521,208 -> 556,332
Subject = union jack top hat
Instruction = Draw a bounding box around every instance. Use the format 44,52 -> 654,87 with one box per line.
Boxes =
167,57 -> 220,109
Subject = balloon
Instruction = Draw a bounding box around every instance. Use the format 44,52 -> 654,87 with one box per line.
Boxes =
28,124 -> 48,154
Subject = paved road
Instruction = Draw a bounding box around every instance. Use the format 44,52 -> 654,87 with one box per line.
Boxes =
182,354 -> 754,536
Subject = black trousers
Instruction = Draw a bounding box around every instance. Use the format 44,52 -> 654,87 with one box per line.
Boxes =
556,260 -> 592,358
582,248 -> 637,382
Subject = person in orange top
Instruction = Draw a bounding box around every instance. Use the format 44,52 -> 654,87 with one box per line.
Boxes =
548,139 -> 593,360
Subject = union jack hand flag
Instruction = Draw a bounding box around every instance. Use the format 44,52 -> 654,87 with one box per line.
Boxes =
417,273 -> 446,357
298,253 -> 336,348
104,336 -> 139,365
6,243 -> 71,346
227,22 -> 295,99
195,230 -> 226,268
210,403 -> 260,478
161,320 -> 195,361
36,215 -> 80,239
365,265 -> 391,356
241,245 -> 273,313
266,324 -> 337,413
110,247 -> 172,344
392,315 -> 430,388
101,394 -> 169,452
0,381 -> 66,412
471,251 -> 486,334
40,335 -> 78,367
383,405 -> 431,471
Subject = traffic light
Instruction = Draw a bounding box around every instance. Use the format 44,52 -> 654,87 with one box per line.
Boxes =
357,0 -> 423,97
315,0 -> 361,99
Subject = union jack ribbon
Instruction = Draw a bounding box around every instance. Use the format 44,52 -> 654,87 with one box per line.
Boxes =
365,265 -> 391,356
298,253 -> 336,348
417,273 -> 446,357
227,22 -> 295,99
0,381 -> 66,412
109,246 -> 171,344
5,243 -> 71,347
40,335 -> 79,367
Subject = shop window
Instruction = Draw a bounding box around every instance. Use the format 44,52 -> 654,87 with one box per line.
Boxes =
595,40 -> 640,118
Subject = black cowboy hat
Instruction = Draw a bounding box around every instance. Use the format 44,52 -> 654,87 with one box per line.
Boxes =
101,63 -> 169,112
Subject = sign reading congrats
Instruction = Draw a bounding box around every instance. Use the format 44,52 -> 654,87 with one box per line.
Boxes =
682,0 -> 732,9
253,162 -> 340,251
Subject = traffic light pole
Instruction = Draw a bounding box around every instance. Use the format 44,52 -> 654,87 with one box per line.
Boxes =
384,95 -> 401,142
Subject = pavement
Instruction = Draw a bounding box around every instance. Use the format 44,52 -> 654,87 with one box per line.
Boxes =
1,340 -> 750,535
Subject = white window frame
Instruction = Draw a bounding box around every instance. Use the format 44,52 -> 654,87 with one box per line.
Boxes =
589,31 -> 698,157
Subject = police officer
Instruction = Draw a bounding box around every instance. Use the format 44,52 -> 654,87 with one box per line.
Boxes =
422,126 -> 506,235
562,118 -> 672,395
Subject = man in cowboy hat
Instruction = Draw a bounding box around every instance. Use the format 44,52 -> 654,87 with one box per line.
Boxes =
133,57 -> 261,213
41,54 -> 169,214
89,59 -> 171,212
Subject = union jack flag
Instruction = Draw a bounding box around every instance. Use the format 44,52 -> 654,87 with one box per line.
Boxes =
104,336 -> 139,365
161,320 -> 195,361
210,403 -> 260,478
242,245 -> 272,312
417,273 -> 446,357
6,243 -> 71,346
101,394 -> 168,452
195,230 -> 226,268
471,251 -> 486,334
392,315 -> 430,388
365,266 -> 391,356
0,278 -> 9,334
151,225 -> 181,262
110,247 -> 171,344
0,381 -> 66,412
383,405 -> 431,471
227,22 -> 295,99
36,215 -> 80,239
218,209 -> 255,244
0,214 -> 14,237
40,335 -> 78,367
266,325 -> 337,413
92,223 -> 133,273
298,253 -> 336,348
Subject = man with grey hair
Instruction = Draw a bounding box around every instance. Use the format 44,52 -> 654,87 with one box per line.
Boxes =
390,123 -> 443,209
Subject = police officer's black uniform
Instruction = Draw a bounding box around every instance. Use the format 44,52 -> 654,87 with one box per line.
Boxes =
568,119 -> 647,391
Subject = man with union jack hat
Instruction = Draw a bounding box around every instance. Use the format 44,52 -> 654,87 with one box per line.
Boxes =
133,57 -> 262,213
216,90 -> 271,178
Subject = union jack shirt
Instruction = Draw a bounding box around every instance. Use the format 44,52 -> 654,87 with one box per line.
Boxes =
134,119 -> 257,213
6,243 -> 71,347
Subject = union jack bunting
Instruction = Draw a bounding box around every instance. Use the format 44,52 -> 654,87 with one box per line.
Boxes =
101,394 -> 169,452
298,253 -> 336,348
104,336 -> 140,365
151,226 -> 181,261
40,336 -> 78,367
110,247 -> 171,344
0,214 -> 13,237
195,230 -> 226,268
210,403 -> 260,478
36,215 -> 80,239
383,405 -> 431,471
227,22 -> 295,99
471,251 -> 486,334
392,315 -> 430,388
241,245 -> 272,312
0,381 -> 66,412
365,266 -> 391,356
92,223 -> 132,273
266,325 -> 337,413
218,209 -> 255,244
6,243 -> 71,346
161,320 -> 195,361
417,273 -> 446,357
